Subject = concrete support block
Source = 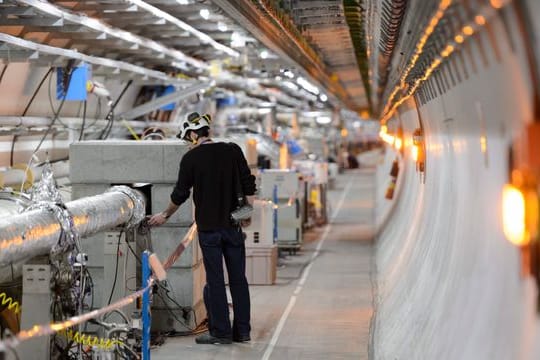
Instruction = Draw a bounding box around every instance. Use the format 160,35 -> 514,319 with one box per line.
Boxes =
71,184 -> 111,201
151,184 -> 193,225
150,226 -> 202,268
70,140 -> 190,183
152,261 -> 205,318
152,299 -> 206,331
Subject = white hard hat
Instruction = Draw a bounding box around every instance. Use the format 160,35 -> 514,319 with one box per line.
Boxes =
177,112 -> 212,140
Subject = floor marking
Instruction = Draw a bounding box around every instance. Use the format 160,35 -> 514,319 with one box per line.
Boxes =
261,178 -> 354,360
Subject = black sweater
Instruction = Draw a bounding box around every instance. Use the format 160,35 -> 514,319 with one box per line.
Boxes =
170,142 -> 256,231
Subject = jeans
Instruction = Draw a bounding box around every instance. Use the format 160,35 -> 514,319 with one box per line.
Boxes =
198,227 -> 251,338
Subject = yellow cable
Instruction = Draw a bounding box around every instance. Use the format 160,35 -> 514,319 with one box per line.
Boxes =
121,119 -> 140,141
11,163 -> 34,191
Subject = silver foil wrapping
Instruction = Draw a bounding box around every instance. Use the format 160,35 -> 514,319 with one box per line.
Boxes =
0,187 -> 146,267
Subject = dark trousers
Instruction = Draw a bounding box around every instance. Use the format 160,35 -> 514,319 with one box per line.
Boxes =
198,227 -> 251,338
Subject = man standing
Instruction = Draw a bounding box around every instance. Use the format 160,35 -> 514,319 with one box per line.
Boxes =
148,112 -> 256,344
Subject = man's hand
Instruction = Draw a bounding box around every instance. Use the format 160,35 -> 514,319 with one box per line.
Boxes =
148,212 -> 169,227
240,217 -> 251,228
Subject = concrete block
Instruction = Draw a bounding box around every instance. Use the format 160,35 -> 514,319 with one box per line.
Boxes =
69,142 -> 104,183
152,262 -> 205,307
151,185 -> 193,226
71,184 -> 110,200
152,299 -> 206,331
163,143 -> 190,181
102,141 -> 164,183
70,140 -> 190,183
150,226 -> 202,268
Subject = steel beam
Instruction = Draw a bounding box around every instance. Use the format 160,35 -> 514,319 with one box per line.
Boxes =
0,33 -> 190,85
15,0 -> 207,69
119,81 -> 213,120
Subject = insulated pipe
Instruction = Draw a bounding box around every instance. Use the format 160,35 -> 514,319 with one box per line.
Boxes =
0,186 -> 145,267
1,161 -> 70,189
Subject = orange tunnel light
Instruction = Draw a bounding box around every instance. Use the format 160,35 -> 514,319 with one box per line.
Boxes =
463,26 -> 474,36
502,184 -> 528,246
411,144 -> 419,162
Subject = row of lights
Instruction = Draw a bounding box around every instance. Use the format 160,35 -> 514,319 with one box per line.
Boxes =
126,0 -> 239,58
381,0 -> 506,124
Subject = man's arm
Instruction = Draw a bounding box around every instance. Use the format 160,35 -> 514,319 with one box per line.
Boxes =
148,201 -> 180,226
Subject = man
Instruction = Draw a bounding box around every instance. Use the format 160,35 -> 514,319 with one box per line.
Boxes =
148,112 -> 256,345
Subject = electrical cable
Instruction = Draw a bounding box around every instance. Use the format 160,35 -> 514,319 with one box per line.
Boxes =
79,101 -> 87,141
31,63 -> 75,157
22,67 -> 54,117
0,64 -> 9,85
47,73 -> 82,131
9,67 -> 55,167
99,80 -> 133,140
9,135 -> 17,167
107,230 -> 124,306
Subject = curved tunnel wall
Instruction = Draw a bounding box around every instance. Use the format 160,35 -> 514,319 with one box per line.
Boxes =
373,3 -> 540,359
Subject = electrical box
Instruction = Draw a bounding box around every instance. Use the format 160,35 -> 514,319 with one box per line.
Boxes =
276,199 -> 302,249
56,63 -> 90,101
260,170 -> 299,199
243,200 -> 274,247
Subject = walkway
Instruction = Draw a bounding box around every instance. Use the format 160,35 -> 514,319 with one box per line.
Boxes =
153,169 -> 375,359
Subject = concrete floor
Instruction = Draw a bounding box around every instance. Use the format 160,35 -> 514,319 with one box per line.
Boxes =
152,170 -> 375,360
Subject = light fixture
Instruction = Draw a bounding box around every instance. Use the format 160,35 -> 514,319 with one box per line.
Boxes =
412,128 -> 425,172
296,77 -> 319,95
217,21 -> 228,32
316,116 -> 332,125
360,110 -> 370,119
394,138 -> 403,151
502,184 -> 528,246
475,15 -> 486,25
176,0 -> 189,4
463,25 -> 474,36
283,81 -> 299,91
319,94 -> 328,102
490,0 -> 503,9
231,32 -> 246,48
341,128 -> 348,137
199,9 -> 210,20
283,70 -> 295,79
260,50 -> 269,59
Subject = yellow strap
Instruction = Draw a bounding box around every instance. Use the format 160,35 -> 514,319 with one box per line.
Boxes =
11,163 -> 34,191
121,119 -> 140,141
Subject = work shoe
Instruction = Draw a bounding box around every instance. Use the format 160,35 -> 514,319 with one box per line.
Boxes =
233,334 -> 251,343
195,333 -> 232,345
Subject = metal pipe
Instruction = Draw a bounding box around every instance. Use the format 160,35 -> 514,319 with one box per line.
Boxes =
1,161 -> 69,188
0,186 -> 145,267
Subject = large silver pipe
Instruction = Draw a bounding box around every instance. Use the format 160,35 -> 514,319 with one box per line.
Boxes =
0,186 -> 145,267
